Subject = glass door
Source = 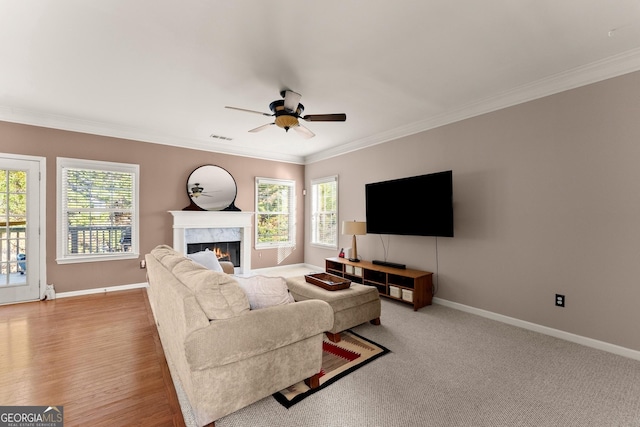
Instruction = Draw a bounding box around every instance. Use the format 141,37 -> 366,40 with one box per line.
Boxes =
0,156 -> 41,304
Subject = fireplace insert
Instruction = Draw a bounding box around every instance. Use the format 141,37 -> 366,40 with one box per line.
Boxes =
187,241 -> 240,267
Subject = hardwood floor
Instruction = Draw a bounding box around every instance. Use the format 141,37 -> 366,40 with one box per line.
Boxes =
0,289 -> 186,426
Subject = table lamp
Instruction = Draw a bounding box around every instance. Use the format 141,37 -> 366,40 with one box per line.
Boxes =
342,220 -> 366,262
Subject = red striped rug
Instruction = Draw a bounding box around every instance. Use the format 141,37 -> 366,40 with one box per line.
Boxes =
273,330 -> 390,408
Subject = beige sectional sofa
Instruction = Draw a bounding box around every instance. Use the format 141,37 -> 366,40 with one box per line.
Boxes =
145,245 -> 334,426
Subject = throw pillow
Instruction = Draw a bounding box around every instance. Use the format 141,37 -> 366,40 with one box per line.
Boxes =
188,249 -> 223,272
234,275 -> 295,310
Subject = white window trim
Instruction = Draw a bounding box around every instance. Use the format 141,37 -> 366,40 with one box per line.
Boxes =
310,175 -> 339,250
56,157 -> 140,264
254,177 -> 295,249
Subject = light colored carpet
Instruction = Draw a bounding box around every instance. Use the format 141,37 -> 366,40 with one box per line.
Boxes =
168,269 -> 640,426
168,367 -> 197,427
213,299 -> 640,427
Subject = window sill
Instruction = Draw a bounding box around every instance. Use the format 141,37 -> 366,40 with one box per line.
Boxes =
255,243 -> 295,250
56,252 -> 140,264
310,243 -> 338,250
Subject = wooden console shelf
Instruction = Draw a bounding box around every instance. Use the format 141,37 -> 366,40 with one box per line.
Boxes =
325,257 -> 433,311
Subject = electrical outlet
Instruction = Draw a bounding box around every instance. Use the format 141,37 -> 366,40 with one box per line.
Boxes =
555,294 -> 565,307
140,259 -> 146,269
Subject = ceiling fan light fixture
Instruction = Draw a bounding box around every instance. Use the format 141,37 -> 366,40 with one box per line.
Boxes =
275,114 -> 299,131
227,90 -> 346,138
190,183 -> 203,198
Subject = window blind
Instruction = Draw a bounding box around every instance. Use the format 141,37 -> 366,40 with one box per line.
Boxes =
311,176 -> 338,247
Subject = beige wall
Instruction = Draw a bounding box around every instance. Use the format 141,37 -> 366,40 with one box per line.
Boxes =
0,122 -> 305,293
3,70 -> 639,352
305,71 -> 640,352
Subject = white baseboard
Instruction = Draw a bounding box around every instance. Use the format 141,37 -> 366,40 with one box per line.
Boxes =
433,297 -> 640,362
56,282 -> 148,299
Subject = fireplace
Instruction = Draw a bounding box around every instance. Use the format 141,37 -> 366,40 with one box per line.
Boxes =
170,210 -> 254,274
187,241 -> 241,267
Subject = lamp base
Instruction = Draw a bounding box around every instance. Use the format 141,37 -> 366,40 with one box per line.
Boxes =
348,258 -> 360,262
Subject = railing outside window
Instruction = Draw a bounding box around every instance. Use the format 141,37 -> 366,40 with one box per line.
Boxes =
0,223 -> 26,276
67,225 -> 132,254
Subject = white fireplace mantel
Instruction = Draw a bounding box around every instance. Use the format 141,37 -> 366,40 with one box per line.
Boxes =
169,210 -> 254,273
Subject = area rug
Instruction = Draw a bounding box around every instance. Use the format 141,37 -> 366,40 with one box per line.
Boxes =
273,330 -> 390,408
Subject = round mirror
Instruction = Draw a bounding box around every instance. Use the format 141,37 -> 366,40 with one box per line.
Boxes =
186,165 -> 239,211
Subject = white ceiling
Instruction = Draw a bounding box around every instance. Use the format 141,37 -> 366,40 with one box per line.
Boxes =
2,1 -> 640,164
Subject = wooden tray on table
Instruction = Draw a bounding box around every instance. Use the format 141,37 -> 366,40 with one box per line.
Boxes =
304,272 -> 351,291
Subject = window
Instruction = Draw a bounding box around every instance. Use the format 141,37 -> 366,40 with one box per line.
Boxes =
311,175 -> 338,249
57,157 -> 139,263
255,178 -> 295,248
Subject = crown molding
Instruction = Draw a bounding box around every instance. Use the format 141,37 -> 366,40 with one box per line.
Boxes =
304,47 -> 640,164
2,48 -> 640,166
0,106 -> 306,164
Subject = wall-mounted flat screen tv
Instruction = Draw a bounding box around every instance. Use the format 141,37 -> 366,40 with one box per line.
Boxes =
365,170 -> 453,237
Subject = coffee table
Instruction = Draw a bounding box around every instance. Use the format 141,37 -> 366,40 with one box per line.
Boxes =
286,275 -> 381,342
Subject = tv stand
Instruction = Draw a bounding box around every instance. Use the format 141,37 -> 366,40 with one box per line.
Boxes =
372,259 -> 406,269
325,257 -> 433,311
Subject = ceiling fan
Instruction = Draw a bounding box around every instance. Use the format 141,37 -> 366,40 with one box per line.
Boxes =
225,90 -> 346,139
188,183 -> 221,199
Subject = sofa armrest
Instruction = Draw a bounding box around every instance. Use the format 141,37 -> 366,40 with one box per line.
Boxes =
185,299 -> 333,371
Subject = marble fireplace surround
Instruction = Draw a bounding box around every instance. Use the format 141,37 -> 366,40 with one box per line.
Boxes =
170,211 -> 253,274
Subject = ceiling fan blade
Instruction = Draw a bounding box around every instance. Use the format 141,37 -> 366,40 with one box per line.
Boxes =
283,90 -> 302,112
293,124 -> 315,139
302,113 -> 347,122
225,106 -> 272,116
248,123 -> 274,133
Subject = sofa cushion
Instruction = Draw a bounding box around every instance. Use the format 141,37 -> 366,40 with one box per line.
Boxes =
185,299 -> 334,369
234,275 -> 295,310
286,276 -> 380,313
152,244 -> 187,271
194,274 -> 250,320
187,249 -> 223,272
152,245 -> 250,320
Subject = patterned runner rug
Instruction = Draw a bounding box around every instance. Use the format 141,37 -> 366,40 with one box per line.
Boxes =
273,330 -> 390,408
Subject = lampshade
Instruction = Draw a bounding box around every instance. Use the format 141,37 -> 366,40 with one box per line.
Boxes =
342,221 -> 366,236
342,221 -> 366,262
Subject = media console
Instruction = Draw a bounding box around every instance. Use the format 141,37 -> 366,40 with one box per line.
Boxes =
325,257 -> 433,311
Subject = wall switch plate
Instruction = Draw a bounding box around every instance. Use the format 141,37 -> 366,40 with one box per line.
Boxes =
555,294 -> 565,307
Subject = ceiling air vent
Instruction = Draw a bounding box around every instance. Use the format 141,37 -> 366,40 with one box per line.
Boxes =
209,134 -> 233,141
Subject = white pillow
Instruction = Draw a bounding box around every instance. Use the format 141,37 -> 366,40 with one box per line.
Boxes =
187,249 -> 223,272
234,275 -> 295,310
